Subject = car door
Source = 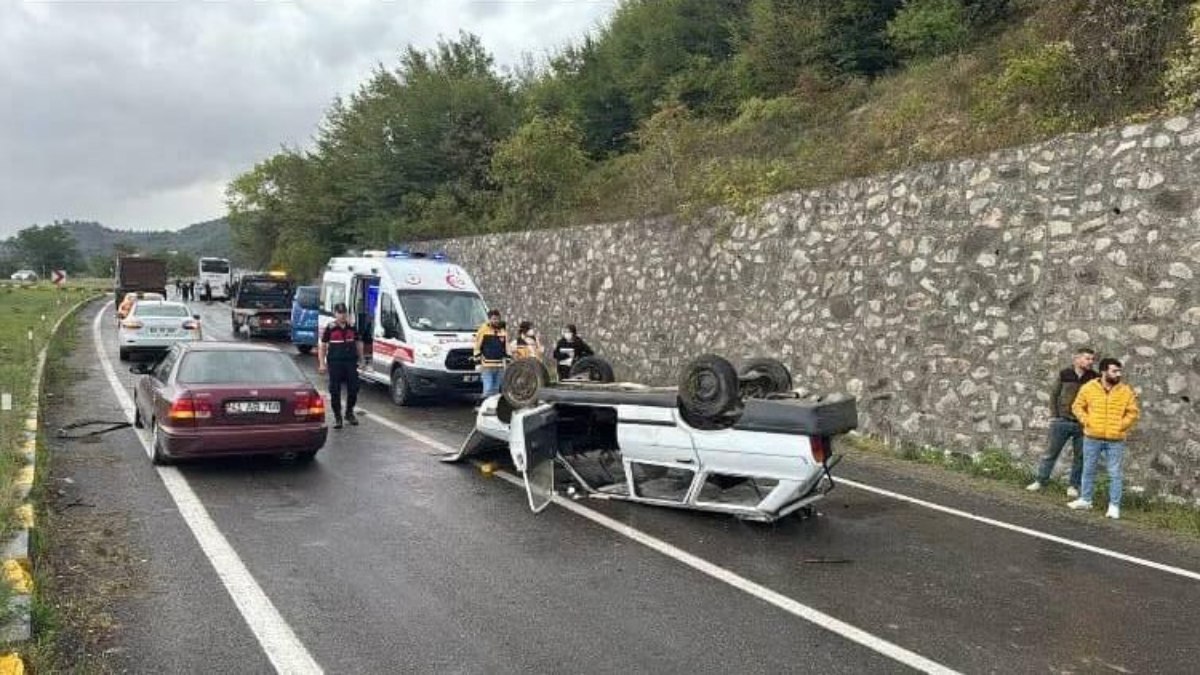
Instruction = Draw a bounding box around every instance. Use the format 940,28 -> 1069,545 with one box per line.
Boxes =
146,349 -> 179,424
371,291 -> 406,380
509,404 -> 558,513
615,404 -> 700,504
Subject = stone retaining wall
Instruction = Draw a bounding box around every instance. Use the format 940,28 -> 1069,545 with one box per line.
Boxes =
427,111 -> 1200,503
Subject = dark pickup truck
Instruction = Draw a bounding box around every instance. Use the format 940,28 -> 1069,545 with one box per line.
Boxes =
230,274 -> 295,339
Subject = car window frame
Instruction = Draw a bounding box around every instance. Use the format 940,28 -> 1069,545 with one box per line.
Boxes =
153,348 -> 179,382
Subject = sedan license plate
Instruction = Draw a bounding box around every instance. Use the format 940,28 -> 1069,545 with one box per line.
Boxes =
225,400 -> 281,415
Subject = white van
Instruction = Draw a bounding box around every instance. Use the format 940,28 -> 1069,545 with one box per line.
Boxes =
318,250 -> 490,405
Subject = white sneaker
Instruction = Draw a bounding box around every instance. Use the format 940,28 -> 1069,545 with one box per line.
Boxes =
1067,486 -> 1080,499
1106,504 -> 1120,519
1026,481 -> 1043,492
1067,499 -> 1093,510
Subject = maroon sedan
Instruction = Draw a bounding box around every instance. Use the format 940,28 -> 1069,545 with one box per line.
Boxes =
131,342 -> 327,464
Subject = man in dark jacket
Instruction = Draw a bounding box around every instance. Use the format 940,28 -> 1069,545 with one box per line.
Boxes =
318,303 -> 364,429
1027,347 -> 1097,497
552,324 -> 594,380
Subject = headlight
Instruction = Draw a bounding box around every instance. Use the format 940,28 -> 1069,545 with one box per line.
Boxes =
415,344 -> 443,359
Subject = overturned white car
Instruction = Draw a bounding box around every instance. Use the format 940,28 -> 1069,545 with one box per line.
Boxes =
443,354 -> 857,522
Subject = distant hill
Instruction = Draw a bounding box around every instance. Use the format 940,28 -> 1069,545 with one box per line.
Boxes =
57,218 -> 235,261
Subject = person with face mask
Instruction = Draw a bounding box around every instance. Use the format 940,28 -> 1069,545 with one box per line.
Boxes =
1068,357 -> 1140,519
553,324 -> 594,380
473,309 -> 508,398
510,320 -> 544,361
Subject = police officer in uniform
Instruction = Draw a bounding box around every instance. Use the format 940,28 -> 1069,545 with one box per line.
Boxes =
318,302 -> 364,429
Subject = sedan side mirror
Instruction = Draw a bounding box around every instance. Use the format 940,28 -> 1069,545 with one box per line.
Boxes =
129,363 -> 153,375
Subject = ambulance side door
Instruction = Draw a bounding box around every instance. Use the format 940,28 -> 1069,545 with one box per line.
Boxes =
372,289 -> 406,380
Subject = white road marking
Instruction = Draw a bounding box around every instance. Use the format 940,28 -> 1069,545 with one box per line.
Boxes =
356,407 -> 958,674
92,302 -> 323,674
837,478 -> 1200,583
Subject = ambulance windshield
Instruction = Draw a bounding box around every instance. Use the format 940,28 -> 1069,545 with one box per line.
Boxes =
396,290 -> 488,332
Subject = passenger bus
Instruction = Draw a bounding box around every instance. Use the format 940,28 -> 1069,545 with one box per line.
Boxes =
197,257 -> 232,301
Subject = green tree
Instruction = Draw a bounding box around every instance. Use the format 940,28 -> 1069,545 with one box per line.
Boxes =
490,115 -> 591,227
11,224 -> 83,274
888,0 -> 970,60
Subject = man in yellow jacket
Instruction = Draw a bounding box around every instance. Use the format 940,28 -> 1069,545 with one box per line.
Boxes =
1068,358 -> 1140,519
473,309 -> 508,398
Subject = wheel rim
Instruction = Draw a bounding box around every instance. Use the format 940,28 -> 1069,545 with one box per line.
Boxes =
506,367 -> 541,404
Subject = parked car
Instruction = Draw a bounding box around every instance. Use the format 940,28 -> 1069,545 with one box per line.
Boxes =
444,355 -> 857,522
290,285 -> 320,355
10,270 -> 38,282
118,300 -> 201,360
130,342 -> 328,464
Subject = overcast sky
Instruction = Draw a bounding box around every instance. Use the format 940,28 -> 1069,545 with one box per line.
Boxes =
0,0 -> 617,236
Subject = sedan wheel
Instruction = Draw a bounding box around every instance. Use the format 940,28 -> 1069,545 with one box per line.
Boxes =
133,396 -> 144,429
150,420 -> 174,466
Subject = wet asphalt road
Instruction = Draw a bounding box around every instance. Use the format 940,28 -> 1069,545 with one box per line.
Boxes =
51,299 -> 1200,673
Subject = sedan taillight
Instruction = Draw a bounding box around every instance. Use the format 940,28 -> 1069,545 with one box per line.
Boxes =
183,320 -> 201,331
809,436 -> 830,464
168,394 -> 213,425
293,392 -> 325,420
122,320 -> 143,329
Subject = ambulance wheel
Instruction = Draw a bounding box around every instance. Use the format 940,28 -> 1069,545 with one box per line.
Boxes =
297,344 -> 313,355
390,367 -> 415,407
678,354 -> 742,430
739,358 -> 793,399
502,358 -> 549,410
568,356 -> 615,383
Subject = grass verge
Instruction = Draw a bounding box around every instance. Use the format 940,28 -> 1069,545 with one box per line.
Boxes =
840,433 -> 1200,540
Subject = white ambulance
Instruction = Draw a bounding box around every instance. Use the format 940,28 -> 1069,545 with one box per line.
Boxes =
318,250 -> 490,405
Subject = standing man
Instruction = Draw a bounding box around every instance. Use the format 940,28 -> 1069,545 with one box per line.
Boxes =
474,309 -> 508,398
318,302 -> 364,429
1027,347 -> 1097,497
1068,358 -> 1140,519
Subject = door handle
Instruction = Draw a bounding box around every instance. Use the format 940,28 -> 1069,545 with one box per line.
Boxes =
676,458 -> 693,464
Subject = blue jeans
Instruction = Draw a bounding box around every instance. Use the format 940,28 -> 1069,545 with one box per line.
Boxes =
1035,418 -> 1084,487
1080,438 -> 1126,506
481,368 -> 503,398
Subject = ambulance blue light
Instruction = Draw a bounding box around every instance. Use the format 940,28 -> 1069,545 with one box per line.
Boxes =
387,248 -> 411,259
431,252 -> 448,261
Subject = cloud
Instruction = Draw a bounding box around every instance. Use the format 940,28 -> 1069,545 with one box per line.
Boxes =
0,0 -> 616,236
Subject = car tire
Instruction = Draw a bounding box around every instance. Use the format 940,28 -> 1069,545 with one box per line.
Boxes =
502,358 -> 550,409
738,358 -> 793,399
390,366 -> 415,407
292,450 -> 318,464
150,420 -> 174,466
568,356 -> 616,383
297,344 -> 313,355
133,397 -> 144,429
678,354 -> 743,430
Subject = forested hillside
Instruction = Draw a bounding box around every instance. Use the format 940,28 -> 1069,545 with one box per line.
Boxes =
228,0 -> 1200,280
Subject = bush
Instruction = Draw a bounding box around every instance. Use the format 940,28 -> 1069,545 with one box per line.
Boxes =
888,0 -> 971,60
490,115 -> 591,229
1164,2 -> 1200,112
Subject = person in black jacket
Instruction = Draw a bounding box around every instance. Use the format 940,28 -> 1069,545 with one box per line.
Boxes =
1027,347 -> 1097,497
552,324 -> 594,380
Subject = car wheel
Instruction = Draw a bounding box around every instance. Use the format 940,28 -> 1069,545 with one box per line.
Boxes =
297,344 -> 313,355
293,450 -> 318,464
678,354 -> 743,430
502,358 -> 550,410
118,349 -> 129,361
390,367 -> 415,407
150,420 -> 174,465
738,358 -> 793,399
133,396 -> 144,429
568,356 -> 615,383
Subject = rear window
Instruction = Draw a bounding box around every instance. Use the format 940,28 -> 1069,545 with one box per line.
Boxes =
133,304 -> 190,318
295,287 -> 320,309
241,280 -> 291,296
176,351 -> 305,384
200,259 -> 230,274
